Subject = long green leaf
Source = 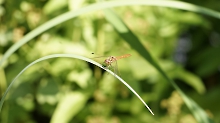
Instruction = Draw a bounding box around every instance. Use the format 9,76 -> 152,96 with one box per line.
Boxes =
1,0 -> 220,67
50,92 -> 88,123
0,54 -> 154,115
103,8 -> 213,123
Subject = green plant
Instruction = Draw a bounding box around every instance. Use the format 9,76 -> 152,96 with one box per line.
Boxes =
1,0 -> 220,123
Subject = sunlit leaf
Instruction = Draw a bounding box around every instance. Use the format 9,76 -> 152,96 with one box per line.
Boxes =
50,92 -> 88,123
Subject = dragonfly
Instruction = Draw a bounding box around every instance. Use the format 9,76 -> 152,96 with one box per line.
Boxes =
92,53 -> 131,75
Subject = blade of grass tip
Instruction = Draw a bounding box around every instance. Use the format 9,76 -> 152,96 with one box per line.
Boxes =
103,8 -> 212,122
1,0 -> 220,67
103,62 -> 154,115
109,69 -> 154,115
0,54 -> 154,115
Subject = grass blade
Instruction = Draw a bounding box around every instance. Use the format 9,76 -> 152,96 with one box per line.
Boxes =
1,0 -> 220,67
0,54 -> 154,115
103,8 -> 213,123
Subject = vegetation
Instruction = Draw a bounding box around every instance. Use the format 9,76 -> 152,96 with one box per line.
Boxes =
1,0 -> 220,123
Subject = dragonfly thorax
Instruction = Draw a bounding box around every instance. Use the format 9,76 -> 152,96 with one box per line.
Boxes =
104,56 -> 116,66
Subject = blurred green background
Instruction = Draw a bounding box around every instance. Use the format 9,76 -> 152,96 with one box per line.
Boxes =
0,0 -> 220,123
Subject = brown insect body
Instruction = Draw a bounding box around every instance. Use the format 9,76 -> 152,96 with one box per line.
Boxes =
102,54 -> 131,68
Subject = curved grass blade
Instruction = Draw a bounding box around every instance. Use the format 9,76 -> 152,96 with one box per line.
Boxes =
1,0 -> 220,67
103,8 -> 213,123
0,54 -> 154,115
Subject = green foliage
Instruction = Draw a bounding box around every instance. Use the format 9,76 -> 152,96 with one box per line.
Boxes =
1,0 -> 220,123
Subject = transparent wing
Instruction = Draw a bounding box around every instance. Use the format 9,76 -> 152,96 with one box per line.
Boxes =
90,54 -> 110,66
90,53 -> 109,59
113,60 -> 121,76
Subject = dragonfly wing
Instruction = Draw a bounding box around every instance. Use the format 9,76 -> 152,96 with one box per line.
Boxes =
90,56 -> 108,59
114,60 -> 120,76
